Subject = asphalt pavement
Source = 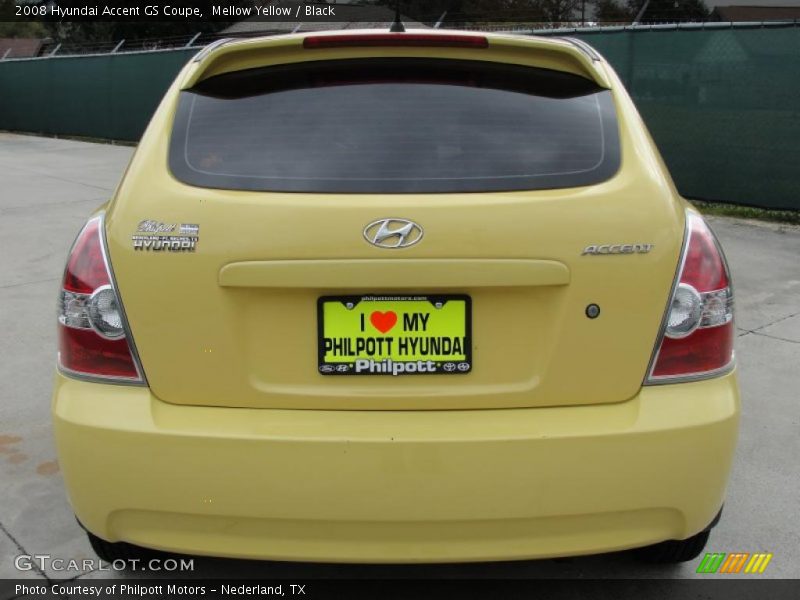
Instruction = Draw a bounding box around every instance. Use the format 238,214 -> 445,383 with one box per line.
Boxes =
0,133 -> 798,590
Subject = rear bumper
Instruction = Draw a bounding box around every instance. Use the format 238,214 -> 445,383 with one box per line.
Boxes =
52,371 -> 739,563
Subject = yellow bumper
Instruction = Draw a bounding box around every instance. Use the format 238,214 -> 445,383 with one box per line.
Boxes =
52,371 -> 739,563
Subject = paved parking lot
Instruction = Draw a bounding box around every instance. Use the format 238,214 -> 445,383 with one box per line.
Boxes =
0,133 -> 798,589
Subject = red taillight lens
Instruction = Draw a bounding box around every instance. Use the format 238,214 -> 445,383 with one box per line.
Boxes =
58,327 -> 140,380
303,33 -> 489,50
647,212 -> 734,383
63,219 -> 110,294
58,216 -> 143,383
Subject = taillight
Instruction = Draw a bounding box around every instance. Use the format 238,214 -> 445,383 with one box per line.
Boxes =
58,215 -> 144,383
646,211 -> 735,383
303,33 -> 489,50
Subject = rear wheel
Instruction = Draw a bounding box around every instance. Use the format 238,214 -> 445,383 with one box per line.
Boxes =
635,529 -> 710,563
87,532 -> 155,565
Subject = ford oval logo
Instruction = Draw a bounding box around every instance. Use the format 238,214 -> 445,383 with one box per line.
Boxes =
363,218 -> 424,249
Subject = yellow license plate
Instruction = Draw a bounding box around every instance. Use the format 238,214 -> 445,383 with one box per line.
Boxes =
318,295 -> 472,376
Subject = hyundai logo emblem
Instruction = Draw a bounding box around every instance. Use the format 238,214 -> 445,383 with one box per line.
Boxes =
363,218 -> 424,249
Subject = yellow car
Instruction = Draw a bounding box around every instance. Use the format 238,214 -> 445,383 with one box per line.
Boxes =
53,29 -> 739,565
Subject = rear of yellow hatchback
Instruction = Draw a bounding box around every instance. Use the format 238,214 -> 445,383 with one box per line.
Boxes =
52,30 -> 739,564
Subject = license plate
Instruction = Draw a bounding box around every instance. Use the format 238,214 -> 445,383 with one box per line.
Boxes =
318,294 -> 472,376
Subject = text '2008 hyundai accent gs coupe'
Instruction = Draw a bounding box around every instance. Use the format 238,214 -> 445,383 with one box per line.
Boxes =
52,29 -> 739,565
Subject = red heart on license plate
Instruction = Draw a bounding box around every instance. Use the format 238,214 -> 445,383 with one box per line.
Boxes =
370,311 -> 397,334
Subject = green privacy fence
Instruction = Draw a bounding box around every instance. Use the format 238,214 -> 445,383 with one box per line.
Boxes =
0,24 -> 798,209
556,24 -> 800,210
0,48 -> 196,141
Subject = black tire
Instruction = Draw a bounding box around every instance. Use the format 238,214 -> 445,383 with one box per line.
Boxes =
87,531 -> 156,564
634,529 -> 710,563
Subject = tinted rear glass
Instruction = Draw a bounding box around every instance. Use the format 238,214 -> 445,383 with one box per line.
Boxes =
169,59 -> 620,193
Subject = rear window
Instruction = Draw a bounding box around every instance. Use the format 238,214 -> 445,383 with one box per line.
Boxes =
169,59 -> 620,193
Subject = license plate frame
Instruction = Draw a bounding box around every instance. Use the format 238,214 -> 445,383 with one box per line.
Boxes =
317,294 -> 472,376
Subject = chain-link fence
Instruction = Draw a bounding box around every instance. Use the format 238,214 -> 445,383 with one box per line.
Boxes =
0,22 -> 798,209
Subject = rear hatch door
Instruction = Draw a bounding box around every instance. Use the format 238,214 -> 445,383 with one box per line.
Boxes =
106,47 -> 683,410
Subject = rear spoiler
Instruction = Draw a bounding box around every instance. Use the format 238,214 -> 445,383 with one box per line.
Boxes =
181,30 -> 612,90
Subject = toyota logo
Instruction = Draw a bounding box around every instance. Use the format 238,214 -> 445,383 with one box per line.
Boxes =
363,218 -> 423,249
